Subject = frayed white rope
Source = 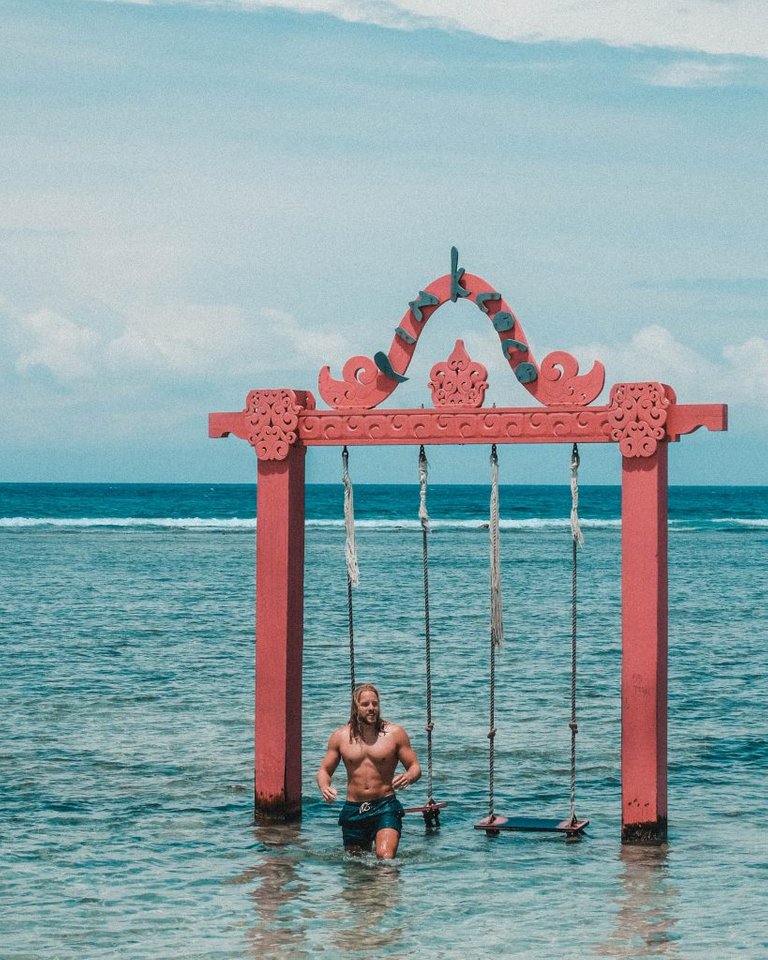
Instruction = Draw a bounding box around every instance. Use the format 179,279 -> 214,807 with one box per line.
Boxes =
489,444 -> 504,648
570,443 -> 584,547
342,446 -> 360,586
418,445 -> 430,532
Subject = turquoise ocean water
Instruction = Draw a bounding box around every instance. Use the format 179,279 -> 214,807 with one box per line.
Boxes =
2,483 -> 767,959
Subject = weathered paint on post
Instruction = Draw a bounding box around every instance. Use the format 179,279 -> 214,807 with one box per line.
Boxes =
621,444 -> 668,844
255,446 -> 307,818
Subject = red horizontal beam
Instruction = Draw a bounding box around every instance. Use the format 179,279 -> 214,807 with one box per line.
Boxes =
299,406 -> 614,445
666,403 -> 728,439
210,402 -> 727,448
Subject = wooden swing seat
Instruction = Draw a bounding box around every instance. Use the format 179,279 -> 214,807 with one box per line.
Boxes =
474,814 -> 589,835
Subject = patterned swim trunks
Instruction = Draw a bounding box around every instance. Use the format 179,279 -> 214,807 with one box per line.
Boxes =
338,794 -> 405,848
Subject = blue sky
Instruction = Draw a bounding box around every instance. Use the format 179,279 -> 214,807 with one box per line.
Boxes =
1,0 -> 765,484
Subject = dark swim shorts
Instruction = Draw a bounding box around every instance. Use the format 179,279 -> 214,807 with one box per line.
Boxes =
338,794 -> 404,848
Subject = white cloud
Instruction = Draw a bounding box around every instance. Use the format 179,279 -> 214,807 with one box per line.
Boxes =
6,302 -> 351,386
94,0 -> 768,58
723,337 -> 768,406
644,60 -> 741,87
571,324 -> 767,407
6,304 -> 764,420
105,305 -> 248,376
105,304 -> 351,379
15,310 -> 102,381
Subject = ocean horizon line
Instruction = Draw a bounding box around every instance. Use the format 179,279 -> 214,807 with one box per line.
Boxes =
1,480 -> 766,489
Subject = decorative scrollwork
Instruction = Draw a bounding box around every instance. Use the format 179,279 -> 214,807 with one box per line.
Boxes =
245,389 -> 309,460
530,351 -> 606,406
428,339 -> 488,408
299,406 -> 615,446
317,355 -> 386,409
608,382 -> 675,457
317,247 -> 605,410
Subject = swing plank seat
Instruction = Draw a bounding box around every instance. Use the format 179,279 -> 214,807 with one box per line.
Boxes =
403,800 -> 447,815
474,814 -> 589,835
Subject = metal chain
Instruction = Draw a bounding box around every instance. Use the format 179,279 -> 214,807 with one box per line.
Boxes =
418,445 -> 434,803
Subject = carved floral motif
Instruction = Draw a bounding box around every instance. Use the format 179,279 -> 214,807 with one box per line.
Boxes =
428,340 -> 488,407
245,389 -> 310,460
608,382 -> 674,457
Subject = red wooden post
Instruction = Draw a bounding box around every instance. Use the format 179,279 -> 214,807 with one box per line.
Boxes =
620,442 -> 668,843
210,388 -> 313,818
255,446 -> 307,817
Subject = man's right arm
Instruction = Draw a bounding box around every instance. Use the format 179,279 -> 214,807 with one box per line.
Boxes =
316,730 -> 341,802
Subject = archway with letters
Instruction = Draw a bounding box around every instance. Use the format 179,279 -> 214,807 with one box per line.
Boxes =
210,248 -> 727,844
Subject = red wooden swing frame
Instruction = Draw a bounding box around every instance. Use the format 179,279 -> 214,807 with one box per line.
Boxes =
210,251 -> 727,844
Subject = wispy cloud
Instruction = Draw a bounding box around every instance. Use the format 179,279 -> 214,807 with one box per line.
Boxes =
643,60 -> 741,88
572,324 -> 767,408
14,310 -> 101,381
93,0 -> 768,58
5,302 -> 351,386
11,307 -> 757,416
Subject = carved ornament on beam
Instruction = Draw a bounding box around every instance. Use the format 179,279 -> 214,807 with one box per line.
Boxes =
299,406 -> 614,446
428,339 -> 488,408
608,382 -> 675,458
318,247 -> 605,411
246,389 -> 314,461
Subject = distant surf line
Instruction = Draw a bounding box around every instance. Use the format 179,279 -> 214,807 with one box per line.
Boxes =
1,517 -> 764,531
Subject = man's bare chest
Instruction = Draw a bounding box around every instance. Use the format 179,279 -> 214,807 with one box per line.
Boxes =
341,733 -> 394,764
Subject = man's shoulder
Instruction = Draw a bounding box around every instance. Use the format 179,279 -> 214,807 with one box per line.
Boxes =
384,721 -> 407,739
329,724 -> 351,743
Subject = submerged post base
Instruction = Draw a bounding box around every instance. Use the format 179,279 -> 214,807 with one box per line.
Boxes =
255,793 -> 302,822
622,817 -> 668,845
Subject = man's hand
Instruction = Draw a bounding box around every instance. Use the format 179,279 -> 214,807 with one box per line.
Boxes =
320,784 -> 338,802
392,773 -> 410,791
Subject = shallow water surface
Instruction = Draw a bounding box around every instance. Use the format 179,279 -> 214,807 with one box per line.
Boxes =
2,485 -> 767,958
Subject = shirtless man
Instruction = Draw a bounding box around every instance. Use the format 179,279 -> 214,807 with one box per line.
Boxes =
316,683 -> 421,858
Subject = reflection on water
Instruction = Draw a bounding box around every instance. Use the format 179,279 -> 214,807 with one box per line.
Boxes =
330,858 -> 404,956
595,845 -> 681,958
231,819 -> 406,960
234,820 -> 312,960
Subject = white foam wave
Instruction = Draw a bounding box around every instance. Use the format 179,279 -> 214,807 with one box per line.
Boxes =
1,516 -> 763,532
713,517 -> 768,528
0,516 -> 621,532
0,516 -> 256,530
310,517 -> 623,531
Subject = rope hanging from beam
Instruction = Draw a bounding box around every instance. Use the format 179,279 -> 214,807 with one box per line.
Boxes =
342,445 -> 359,695
486,444 -> 503,823
568,442 -> 583,827
418,445 -> 435,808
402,446 -> 447,826
475,444 -> 589,838
489,444 -> 504,648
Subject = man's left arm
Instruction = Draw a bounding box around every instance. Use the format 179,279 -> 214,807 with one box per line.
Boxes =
392,728 -> 421,791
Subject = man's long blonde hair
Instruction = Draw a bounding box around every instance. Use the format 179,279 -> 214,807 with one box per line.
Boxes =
349,683 -> 386,742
